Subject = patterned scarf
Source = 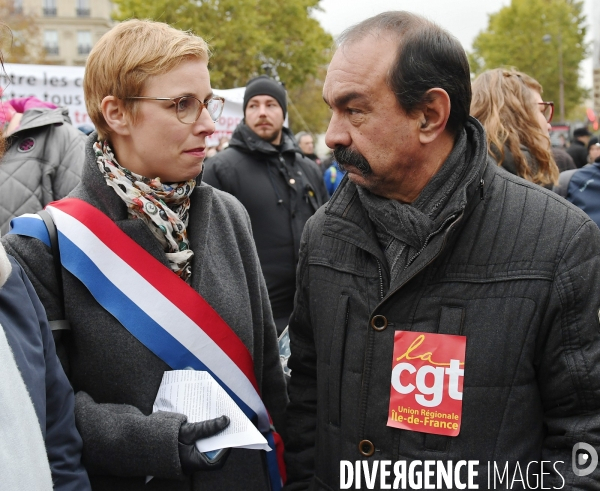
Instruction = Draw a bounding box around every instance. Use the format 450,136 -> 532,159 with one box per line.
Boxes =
94,141 -> 195,283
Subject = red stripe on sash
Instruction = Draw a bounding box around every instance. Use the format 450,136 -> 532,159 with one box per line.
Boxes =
51,198 -> 260,393
273,431 -> 287,483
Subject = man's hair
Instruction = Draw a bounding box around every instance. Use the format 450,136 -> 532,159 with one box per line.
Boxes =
470,68 -> 557,187
84,19 -> 210,140
295,131 -> 312,142
337,11 -> 471,135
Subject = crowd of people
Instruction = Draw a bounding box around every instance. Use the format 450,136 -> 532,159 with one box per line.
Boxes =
0,10 -> 599,491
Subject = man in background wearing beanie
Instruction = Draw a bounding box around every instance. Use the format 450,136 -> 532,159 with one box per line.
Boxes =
567,127 -> 591,168
204,76 -> 328,334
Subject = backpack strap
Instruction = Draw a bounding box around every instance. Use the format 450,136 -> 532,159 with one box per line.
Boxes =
295,153 -> 325,209
37,210 -> 70,332
554,169 -> 578,198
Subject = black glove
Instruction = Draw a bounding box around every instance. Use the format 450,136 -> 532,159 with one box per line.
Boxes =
178,416 -> 231,474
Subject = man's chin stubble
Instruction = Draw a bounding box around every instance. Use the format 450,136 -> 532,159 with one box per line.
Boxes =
258,128 -> 281,144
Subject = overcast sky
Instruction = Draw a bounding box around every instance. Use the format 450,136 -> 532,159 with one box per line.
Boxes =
313,0 -> 596,90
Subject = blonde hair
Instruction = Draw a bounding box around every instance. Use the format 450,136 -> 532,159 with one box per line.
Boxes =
470,68 -> 558,186
84,19 -> 210,140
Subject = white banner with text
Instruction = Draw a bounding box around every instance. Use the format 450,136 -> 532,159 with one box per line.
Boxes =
1,63 -> 244,146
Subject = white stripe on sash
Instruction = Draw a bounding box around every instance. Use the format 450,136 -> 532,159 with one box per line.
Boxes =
48,206 -> 269,430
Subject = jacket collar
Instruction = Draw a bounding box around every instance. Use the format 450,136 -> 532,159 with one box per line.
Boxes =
74,133 -> 130,222
229,122 -> 300,156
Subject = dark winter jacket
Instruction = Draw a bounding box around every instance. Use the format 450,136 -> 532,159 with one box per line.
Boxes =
204,124 -> 328,329
284,117 -> 600,490
0,107 -> 85,234
566,139 -> 589,168
491,144 -> 557,190
3,134 -> 288,491
303,153 -> 325,175
552,147 -> 576,172
0,250 -> 90,491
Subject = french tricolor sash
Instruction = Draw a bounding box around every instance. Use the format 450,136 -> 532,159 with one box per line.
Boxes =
9,197 -> 285,489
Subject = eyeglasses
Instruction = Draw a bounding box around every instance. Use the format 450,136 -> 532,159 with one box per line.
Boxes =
538,101 -> 554,123
127,95 -> 225,124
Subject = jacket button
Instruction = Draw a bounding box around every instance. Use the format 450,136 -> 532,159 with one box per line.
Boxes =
370,315 -> 388,331
358,440 -> 375,457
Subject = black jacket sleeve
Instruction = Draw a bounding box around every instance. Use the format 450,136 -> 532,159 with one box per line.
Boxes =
283,220 -> 317,490
538,219 -> 600,489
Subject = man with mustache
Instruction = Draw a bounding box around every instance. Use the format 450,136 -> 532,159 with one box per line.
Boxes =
283,11 -> 600,490
204,76 -> 328,334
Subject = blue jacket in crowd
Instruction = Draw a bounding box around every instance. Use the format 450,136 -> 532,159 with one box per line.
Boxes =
0,254 -> 90,491
561,161 -> 600,228
323,161 -> 345,196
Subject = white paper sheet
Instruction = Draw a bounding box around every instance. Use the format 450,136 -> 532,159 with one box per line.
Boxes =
152,370 -> 270,453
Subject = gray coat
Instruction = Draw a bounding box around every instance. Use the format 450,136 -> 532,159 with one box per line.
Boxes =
3,134 -> 288,491
0,107 -> 86,234
284,118 -> 600,490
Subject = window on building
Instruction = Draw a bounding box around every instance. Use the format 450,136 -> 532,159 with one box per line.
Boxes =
13,0 -> 23,14
77,31 -> 92,56
44,30 -> 59,55
43,0 -> 56,16
76,0 -> 90,17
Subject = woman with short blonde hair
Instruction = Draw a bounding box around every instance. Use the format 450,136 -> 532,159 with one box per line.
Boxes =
3,19 -> 287,491
84,19 -> 210,140
471,68 -> 558,187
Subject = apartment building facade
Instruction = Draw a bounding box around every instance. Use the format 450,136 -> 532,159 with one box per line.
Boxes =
17,0 -> 113,65
593,0 -> 600,119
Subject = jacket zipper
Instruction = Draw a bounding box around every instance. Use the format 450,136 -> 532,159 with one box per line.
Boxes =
379,211 -> 464,309
376,259 -> 384,300
406,212 -> 461,269
356,212 -> 464,445
397,161 -> 487,276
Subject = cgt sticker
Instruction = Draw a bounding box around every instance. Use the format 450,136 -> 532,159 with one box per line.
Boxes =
387,331 -> 466,437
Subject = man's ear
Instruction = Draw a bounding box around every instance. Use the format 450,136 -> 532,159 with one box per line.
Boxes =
101,96 -> 131,136
418,88 -> 451,144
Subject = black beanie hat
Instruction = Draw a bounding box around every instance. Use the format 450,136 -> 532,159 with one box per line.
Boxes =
243,76 -> 287,117
574,127 -> 591,138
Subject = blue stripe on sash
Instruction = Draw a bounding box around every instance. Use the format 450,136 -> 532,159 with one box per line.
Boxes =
8,216 -> 50,247
57,230 -> 258,425
9,213 -> 282,468
265,432 -> 282,491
